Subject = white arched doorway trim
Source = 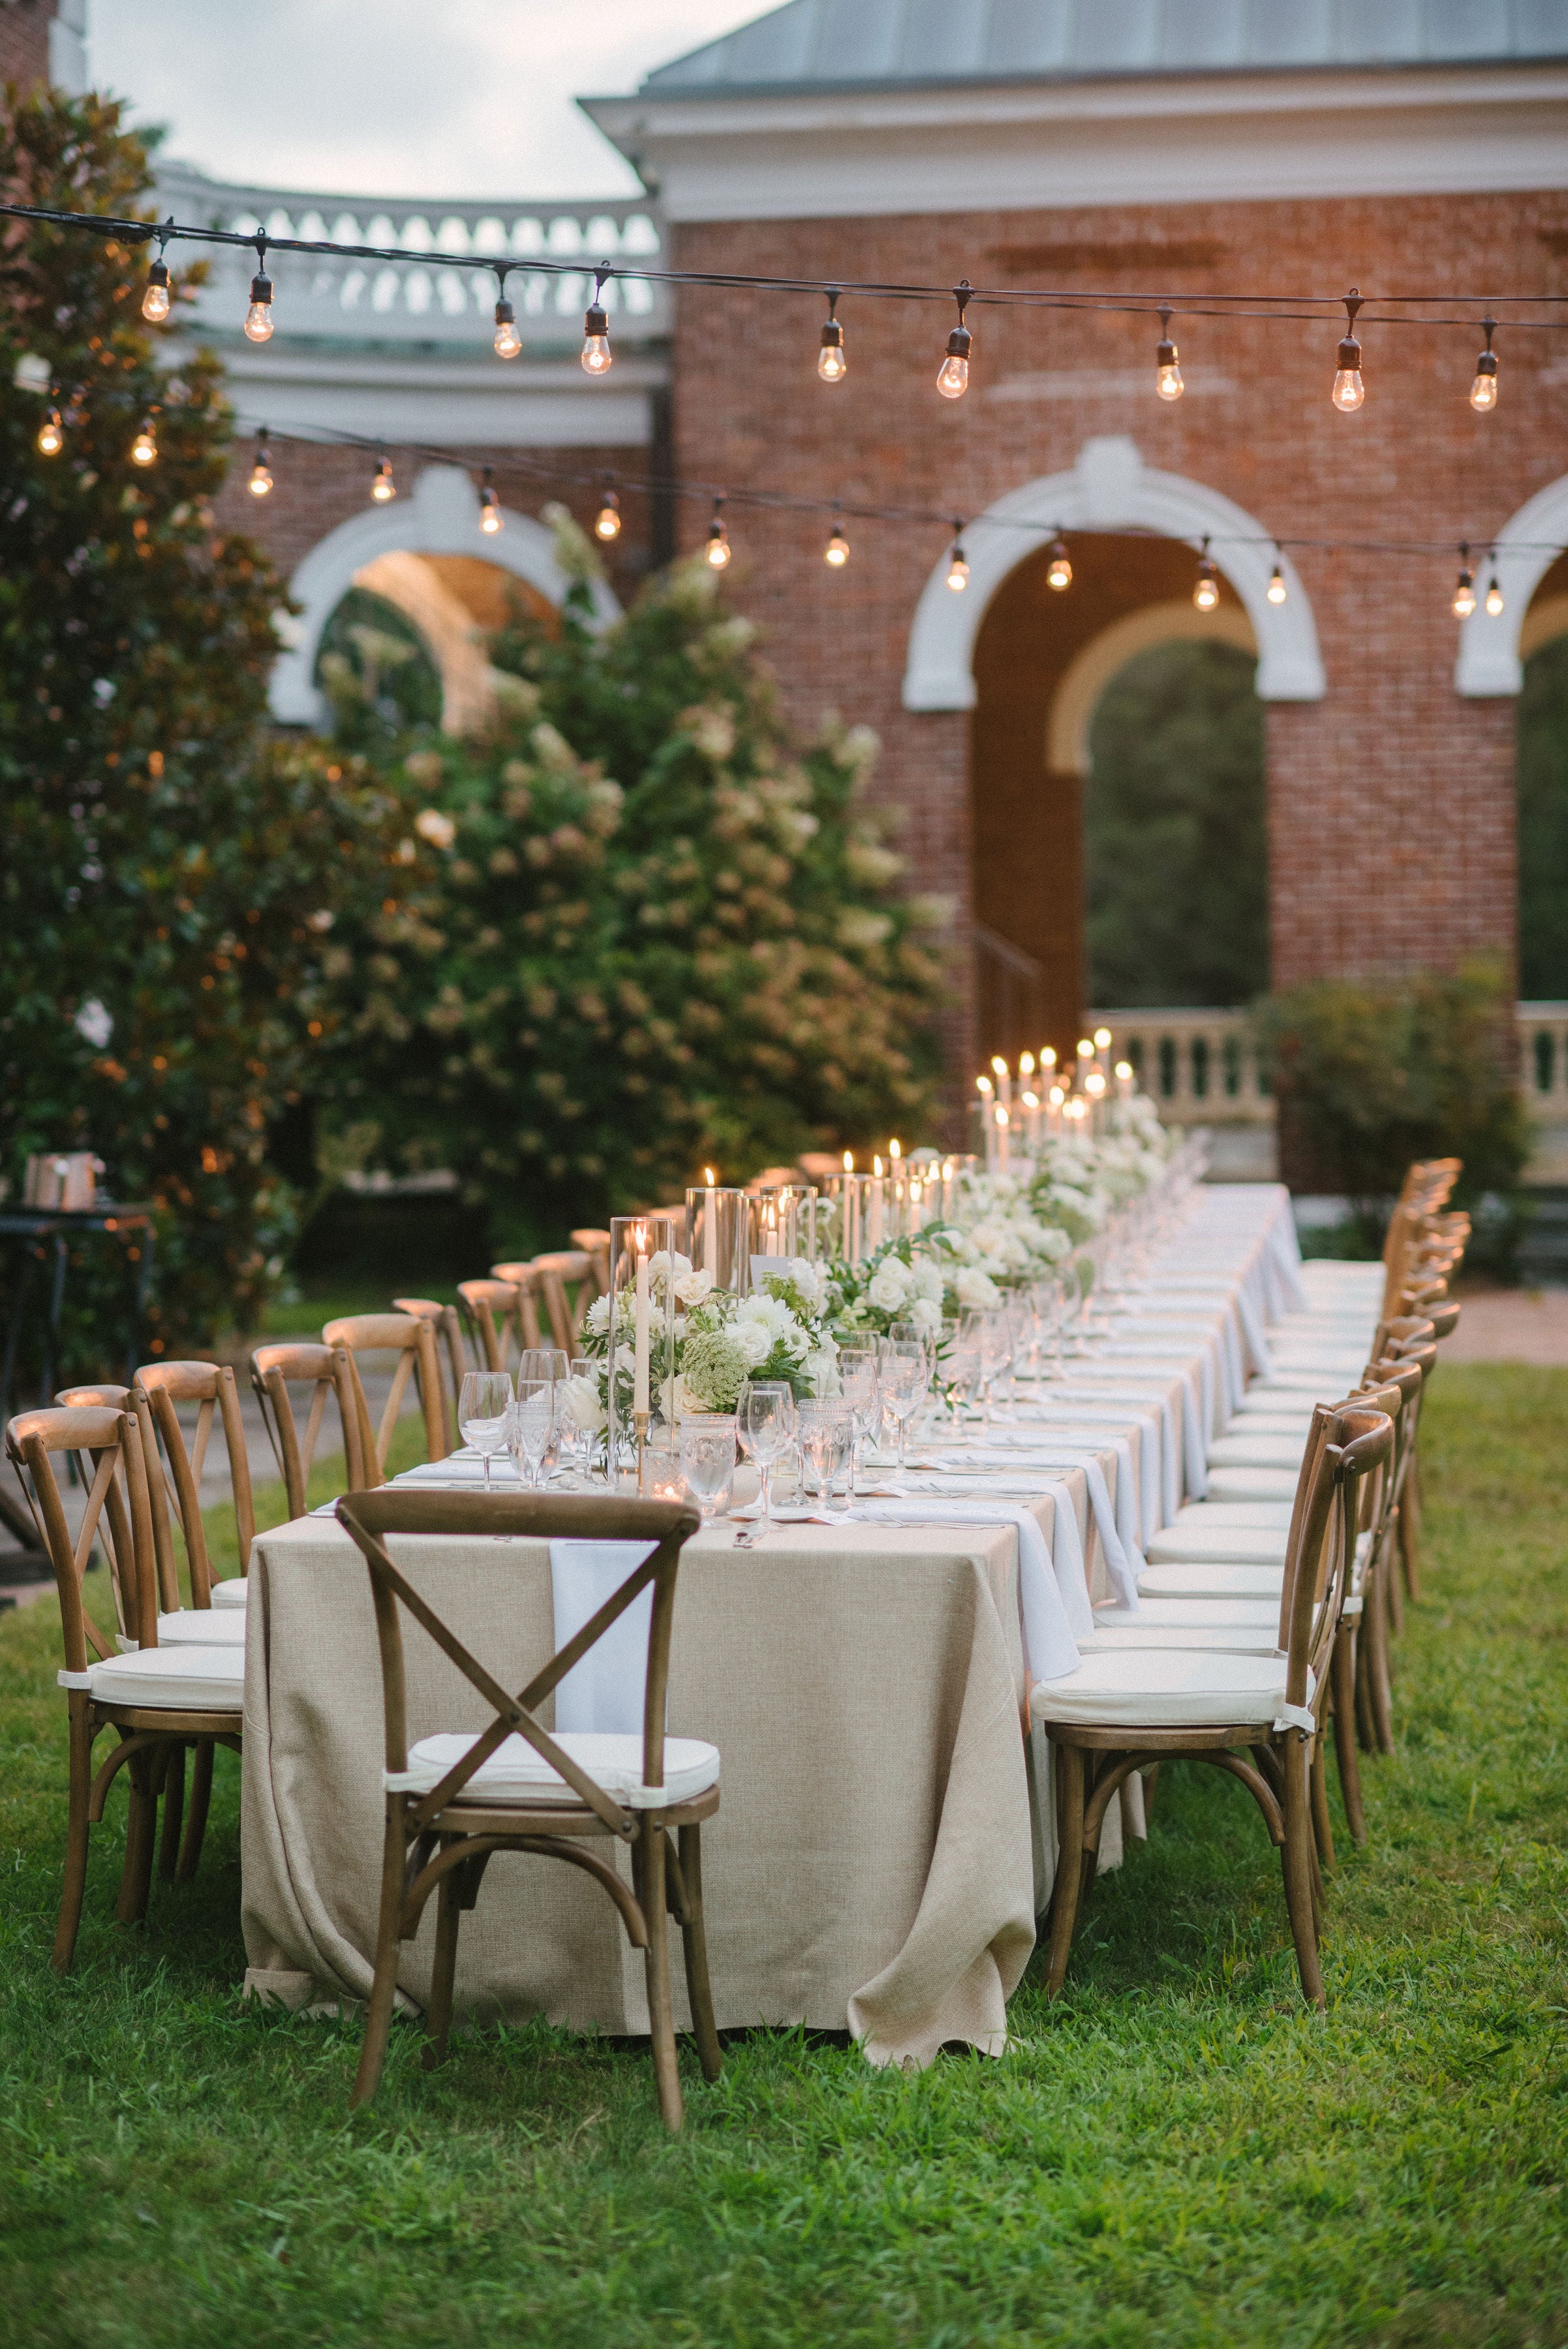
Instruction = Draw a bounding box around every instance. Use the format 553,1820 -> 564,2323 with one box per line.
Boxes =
1456,471 -> 1568,696
1047,598 -> 1257,778
269,463 -> 621,725
902,435 -> 1325,711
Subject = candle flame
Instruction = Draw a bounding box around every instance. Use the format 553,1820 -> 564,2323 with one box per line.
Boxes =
1077,1038 -> 1094,1058
990,1054 -> 1008,1077
1049,1086 -> 1064,1105
704,1166 -> 716,1185
634,1220 -> 648,1251
976,1075 -> 993,1096
1022,1090 -> 1039,1107
996,1105 -> 1009,1127
1018,1051 -> 1035,1076
873,1155 -> 883,1176
889,1138 -> 901,1160
1094,1026 -> 1112,1049
1041,1045 -> 1057,1067
842,1149 -> 853,1173
1115,1061 -> 1133,1080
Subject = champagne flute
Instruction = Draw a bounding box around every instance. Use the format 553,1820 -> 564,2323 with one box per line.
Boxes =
510,1375 -> 554,1491
737,1381 -> 795,1525
458,1369 -> 513,1494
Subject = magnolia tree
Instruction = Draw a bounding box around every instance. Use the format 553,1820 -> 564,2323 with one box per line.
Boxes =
0,91 -> 422,1355
323,514 -> 946,1231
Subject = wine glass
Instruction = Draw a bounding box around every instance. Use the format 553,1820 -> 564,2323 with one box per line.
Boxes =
836,1345 -> 880,1493
519,1347 -> 569,1385
510,1376 -> 554,1490
878,1338 -> 928,1472
737,1381 -> 795,1524
557,1355 -> 599,1482
458,1369 -> 513,1494
679,1413 -> 737,1522
952,1313 -> 987,1424
797,1398 -> 853,1520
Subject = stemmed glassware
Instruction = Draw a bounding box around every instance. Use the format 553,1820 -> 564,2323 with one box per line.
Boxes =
796,1398 -> 853,1520
878,1337 -> 928,1472
556,1355 -> 598,1483
510,1375 -> 555,1490
836,1346 -> 880,1494
679,1413 -> 738,1522
458,1369 -> 513,1493
737,1381 -> 795,1525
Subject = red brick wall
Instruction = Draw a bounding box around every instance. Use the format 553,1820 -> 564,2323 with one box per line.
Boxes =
215,435 -> 658,615
0,1 -> 53,87
668,189 -> 1568,1040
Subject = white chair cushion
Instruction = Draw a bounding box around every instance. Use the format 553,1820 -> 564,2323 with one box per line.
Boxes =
1205,1467 -> 1302,1502
1081,1606 -> 1284,1655
1032,1649 -> 1314,1729
1139,1560 -> 1285,1601
1172,1501 -> 1295,1528
1207,1436 -> 1306,1470
156,1609 -> 247,1646
209,1578 -> 248,1611
1148,1524 -> 1289,1565
1226,1407 -> 1316,1432
1098,1598 -> 1281,1629
88,1646 -> 245,1712
395,1730 -> 720,1810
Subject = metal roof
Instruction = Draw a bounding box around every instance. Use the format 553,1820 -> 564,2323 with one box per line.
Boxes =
641,0 -> 1568,93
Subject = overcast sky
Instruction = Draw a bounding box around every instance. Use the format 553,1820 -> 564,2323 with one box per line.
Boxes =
87,1 -> 761,198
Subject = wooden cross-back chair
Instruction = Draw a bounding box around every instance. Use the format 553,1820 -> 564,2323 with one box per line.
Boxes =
251,1342 -> 367,1520
455,1277 -> 542,1376
132,1360 -> 256,1612
489,1256 -> 587,1355
321,1313 -> 448,1484
1033,1399 -> 1393,2010
1351,1354 -> 1428,1753
392,1300 -> 469,1452
335,1486 -> 722,2131
5,1406 -> 244,1967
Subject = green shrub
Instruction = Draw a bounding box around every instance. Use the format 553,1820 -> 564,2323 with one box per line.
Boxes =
1255,960 -> 1528,1208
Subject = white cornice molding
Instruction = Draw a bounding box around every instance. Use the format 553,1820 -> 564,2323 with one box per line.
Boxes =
583,63 -> 1568,219
211,348 -> 662,448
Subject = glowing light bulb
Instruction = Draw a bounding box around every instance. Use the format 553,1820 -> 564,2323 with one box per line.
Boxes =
706,514 -> 731,569
142,257 -> 171,323
1452,565 -> 1475,619
1047,536 -> 1072,591
594,489 -> 621,541
248,435 -> 272,497
824,525 -> 849,568
581,297 -> 612,375
1155,310 -> 1183,400
1331,295 -> 1364,410
1267,564 -> 1287,605
1193,550 -> 1219,611
1485,576 -> 1505,617
479,479 -> 502,534
243,266 -> 274,343
493,298 -> 521,359
1469,360 -> 1498,410
371,455 -> 395,504
936,350 -> 969,399
130,417 -> 157,467
37,406 -> 63,456
946,543 -> 968,592
818,304 -> 846,381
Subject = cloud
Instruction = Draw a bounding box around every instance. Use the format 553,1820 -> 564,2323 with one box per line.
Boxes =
89,0 -> 758,198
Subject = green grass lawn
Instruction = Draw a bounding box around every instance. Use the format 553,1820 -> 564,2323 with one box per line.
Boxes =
1,1366 -> 1565,2348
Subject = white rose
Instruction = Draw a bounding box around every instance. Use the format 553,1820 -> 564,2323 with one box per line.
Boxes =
1034,1226 -> 1071,1263
955,1267 -> 1002,1311
866,1257 -> 914,1312
673,1267 -> 714,1308
733,1319 -> 775,1368
908,1296 -> 942,1336
909,1260 -> 944,1305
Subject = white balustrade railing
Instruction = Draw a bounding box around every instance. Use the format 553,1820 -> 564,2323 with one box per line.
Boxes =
1086,1007 -> 1272,1128
153,163 -> 671,349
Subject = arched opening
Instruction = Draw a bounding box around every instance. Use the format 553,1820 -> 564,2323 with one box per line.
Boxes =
1085,638 -> 1267,1010
1518,550 -> 1568,1001
969,529 -> 1255,1060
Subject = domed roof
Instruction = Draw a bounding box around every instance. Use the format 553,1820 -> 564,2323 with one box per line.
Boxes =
642,0 -> 1568,94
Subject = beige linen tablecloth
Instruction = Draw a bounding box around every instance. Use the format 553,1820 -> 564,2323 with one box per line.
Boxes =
241,1507 -> 1099,2067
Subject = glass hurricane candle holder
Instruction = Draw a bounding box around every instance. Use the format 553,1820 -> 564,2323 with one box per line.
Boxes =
748,1185 -> 818,1284
685,1183 -> 750,1293
606,1211 -> 681,1491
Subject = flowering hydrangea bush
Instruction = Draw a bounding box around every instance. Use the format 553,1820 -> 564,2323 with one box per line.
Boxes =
579,1253 -> 838,1420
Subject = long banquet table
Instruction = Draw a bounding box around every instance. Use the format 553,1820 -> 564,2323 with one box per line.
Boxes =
239,1182 -> 1314,2068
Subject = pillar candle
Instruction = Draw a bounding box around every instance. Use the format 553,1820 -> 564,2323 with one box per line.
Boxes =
633,1229 -> 651,1414
869,1159 -> 884,1252
996,1103 -> 1010,1169
703,1169 -> 718,1276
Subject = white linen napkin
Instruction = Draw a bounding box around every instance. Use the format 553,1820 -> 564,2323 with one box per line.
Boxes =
847,1499 -> 1082,1681
549,1539 -> 656,1736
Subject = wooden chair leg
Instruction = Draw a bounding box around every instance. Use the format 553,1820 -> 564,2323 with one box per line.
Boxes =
1140,1762 -> 1160,1826
676,1824 -> 723,2085
1366,1564 -> 1396,1756
158,1743 -> 186,1881
177,1742 -> 213,1882
1330,1631 -> 1367,1845
54,1702 -> 95,1974
1355,1627 -> 1377,1753
1279,1734 -> 1325,2010
422,1862 -> 462,2072
117,1751 -> 158,1927
352,1803 -> 410,2109
1399,1473 -> 1422,1601
1385,1518 -> 1406,1636
1310,1734 -> 1336,1874
639,1824 -> 684,2132
1045,1743 -> 1087,1997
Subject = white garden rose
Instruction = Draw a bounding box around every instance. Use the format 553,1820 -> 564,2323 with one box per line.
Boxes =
735,1293 -> 808,1360
561,1374 -> 606,1435
866,1256 -> 914,1312
909,1259 -> 944,1305
955,1267 -> 1002,1311
908,1296 -> 942,1336
673,1267 -> 714,1307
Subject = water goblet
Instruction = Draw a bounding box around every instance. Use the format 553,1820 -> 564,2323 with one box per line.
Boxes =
679,1413 -> 737,1522
878,1338 -> 928,1472
458,1369 -> 513,1494
797,1398 -> 854,1520
510,1375 -> 555,1490
836,1345 -> 880,1492
737,1381 -> 795,1524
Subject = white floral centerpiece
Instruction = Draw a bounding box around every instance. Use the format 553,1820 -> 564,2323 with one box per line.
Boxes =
576,1251 -> 839,1426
